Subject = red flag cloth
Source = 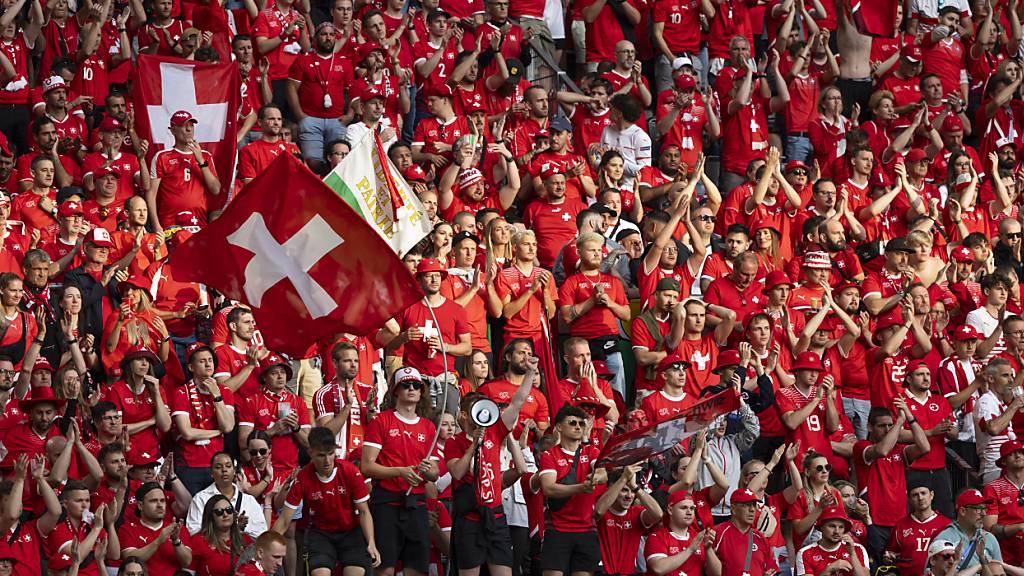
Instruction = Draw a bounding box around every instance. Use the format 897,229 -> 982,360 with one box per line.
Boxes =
849,0 -> 899,37
595,388 -> 740,468
131,54 -> 240,212
171,152 -> 423,356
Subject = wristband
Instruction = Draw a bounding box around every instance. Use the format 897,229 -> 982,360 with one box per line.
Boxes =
908,417 -> 918,425
171,539 -> 182,547
66,337 -> 78,345
212,395 -> 224,403
198,161 -> 209,168
118,28 -> 127,32
33,338 -> 44,344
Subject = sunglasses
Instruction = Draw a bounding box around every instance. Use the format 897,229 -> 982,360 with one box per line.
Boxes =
790,170 -> 808,176
400,381 -> 424,391
1008,233 -> 1023,240
0,369 -> 15,378
249,448 -> 268,457
697,215 -> 716,223
938,553 -> 955,561
565,419 -> 585,428
814,463 -> 832,473
213,507 -> 234,517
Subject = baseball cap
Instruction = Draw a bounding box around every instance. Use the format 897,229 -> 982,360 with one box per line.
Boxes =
416,257 -> 447,276
426,8 -> 450,21
591,203 -> 616,217
731,488 -> 758,504
674,74 -> 696,91
997,439 -> 1024,468
0,193 -> 11,207
393,366 -> 423,387
175,210 -> 202,232
451,231 -> 480,246
657,354 -> 691,372
835,280 -> 861,294
42,75 -> 66,95
905,148 -> 928,163
170,110 -> 198,127
927,540 -> 957,560
951,245 -> 974,263
956,488 -> 993,508
802,251 -> 832,269
362,86 -> 386,101
539,163 -> 564,180
404,164 -> 427,182
784,160 -> 809,173
712,350 -> 742,374
942,115 -> 965,133
32,356 -> 54,373
655,277 -> 681,293
886,236 -> 915,253
533,129 -> 550,139
505,58 -> 524,84
901,44 -> 923,63
94,165 -> 118,180
98,116 -> 125,132
425,82 -> 454,99
952,324 -> 981,341
58,201 -> 83,218
550,116 -> 573,133
667,490 -> 695,507
671,55 -> 694,70
85,227 -> 113,247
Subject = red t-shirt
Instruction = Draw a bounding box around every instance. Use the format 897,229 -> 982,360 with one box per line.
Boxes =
720,93 -> 770,175
238,387 -> 311,472
362,410 -> 439,494
777,384 -> 838,462
411,115 -> 471,161
893,390 -> 953,470
440,270 -> 490,352
558,271 -> 628,338
643,525 -> 706,576
285,459 -> 369,531
676,334 -> 719,397
445,419 -> 512,510
478,378 -> 551,433
169,383 -> 235,468
852,440 -> 911,527
150,147 -> 218,227
641,389 -> 697,424
190,533 -> 254,576
884,512 -> 951,575
3,519 -> 45,576
798,540 -> 870,576
286,52 -> 352,119
598,505 -> 657,574
522,199 -> 585,268
237,139 -> 301,180
705,275 -> 767,326
538,444 -> 601,532
652,0 -> 701,54
252,6 -> 305,79
213,345 -> 261,398
100,380 -> 167,464
398,298 -> 470,376
711,520 -> 778,576
494,264 -> 557,337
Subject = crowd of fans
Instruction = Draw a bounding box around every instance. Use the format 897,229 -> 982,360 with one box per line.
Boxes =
5,0 -> 1024,575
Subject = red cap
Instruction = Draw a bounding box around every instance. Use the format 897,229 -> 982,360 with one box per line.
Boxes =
906,148 -> 929,163
803,251 -> 832,269
0,193 -> 12,208
573,395 -> 610,419
533,129 -> 550,139
47,551 -> 76,571
362,86 -> 385,101
956,488 -> 993,508
712,350 -> 742,374
784,160 -> 809,173
175,210 -> 202,231
874,311 -> 905,342
792,351 -> 823,372
942,115 -> 965,133
951,245 -> 974,263
0,131 -> 12,157
84,227 -> 113,248
901,44 -> 923,63
952,324 -> 981,341
358,42 -> 385,63
816,507 -> 853,531
98,116 -> 125,132
592,360 -> 613,377
997,439 -> 1024,467
457,168 -> 485,190
667,490 -> 695,507
58,201 -> 83,218
906,359 -> 930,374
762,270 -> 793,292
657,354 -> 691,372
416,257 -> 448,276
404,164 -> 427,182
539,163 -> 564,180
185,341 -> 214,362
32,356 -> 54,373
673,74 -> 696,91
731,488 -> 759,504
425,82 -> 454,99
119,274 -> 152,296
259,353 -> 294,381
170,110 -> 197,127
94,165 -> 119,180
835,280 -> 861,294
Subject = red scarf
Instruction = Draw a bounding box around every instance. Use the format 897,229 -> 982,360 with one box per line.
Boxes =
184,379 -> 216,430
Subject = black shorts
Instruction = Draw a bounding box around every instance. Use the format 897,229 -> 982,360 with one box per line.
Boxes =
305,527 -> 371,572
540,529 -> 601,574
453,513 -> 514,569
371,500 -> 430,572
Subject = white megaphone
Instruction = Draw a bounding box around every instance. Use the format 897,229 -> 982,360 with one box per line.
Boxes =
470,398 -> 501,428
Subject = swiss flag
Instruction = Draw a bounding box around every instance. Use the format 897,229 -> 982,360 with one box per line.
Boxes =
132,54 -> 240,211
171,152 -> 423,356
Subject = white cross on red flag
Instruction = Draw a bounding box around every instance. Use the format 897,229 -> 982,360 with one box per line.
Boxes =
132,54 -> 240,212
171,152 -> 424,355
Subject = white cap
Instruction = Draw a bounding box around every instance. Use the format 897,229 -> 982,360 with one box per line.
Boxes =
392,366 -> 423,388
927,539 -> 956,560
672,56 -> 694,71
996,137 -> 1015,149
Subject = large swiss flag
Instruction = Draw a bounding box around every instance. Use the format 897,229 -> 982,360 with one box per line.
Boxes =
132,54 -> 240,211
171,152 -> 423,356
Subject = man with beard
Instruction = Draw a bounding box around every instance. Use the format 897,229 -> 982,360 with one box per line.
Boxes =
479,338 -> 551,437
558,78 -> 613,155
0,387 -> 65,468
314,341 -> 372,458
601,40 -> 652,108
18,250 -> 59,361
238,105 -> 301,184
346,87 -> 398,151
528,116 -> 596,203
438,142 -> 519,220
637,144 -> 692,212
213,306 -> 268,397
711,489 -> 777,575
699,223 -> 751,290
523,167 -> 586,268
82,116 -> 145,202
16,117 -> 76,192
705,252 -> 765,326
119,482 -> 193,576
510,86 -> 552,164
393,258 -> 471,411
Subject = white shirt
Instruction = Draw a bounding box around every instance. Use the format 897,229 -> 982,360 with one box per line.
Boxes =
973,390 -> 1016,477
185,483 -> 269,539
966,307 -> 1006,360
600,123 -> 652,187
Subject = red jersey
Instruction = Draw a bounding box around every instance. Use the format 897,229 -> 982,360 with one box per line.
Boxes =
641,389 -> 698,424
99,379 -> 167,465
411,115 -> 471,161
676,334 -> 719,397
478,378 -> 551,433
643,525 -> 706,576
598,505 -> 657,574
252,5 -> 305,79
711,520 -> 778,576
922,37 -> 965,96
894,389 -> 953,470
150,147 -> 218,227
190,533 -> 254,576
81,151 -> 140,203
493,264 -> 556,337
721,93 -> 770,175
440,269 -> 490,352
522,199 -> 585,268
286,52 -> 353,119
213,345 -> 261,398
398,298 -> 470,376
10,189 -> 58,232
445,419 -> 512,510
48,518 -> 105,576
285,459 -> 369,531
0,37 -> 29,105
238,387 -> 311,472
538,444 -> 601,532
570,105 -> 613,157
866,347 -> 912,408
705,276 -> 767,326
852,440 -> 911,527
558,272 -> 628,338
3,519 -> 45,576
656,100 -> 708,168
169,383 -> 235,468
119,518 -> 191,575
578,0 -> 638,62
238,139 -> 301,180
797,540 -> 870,576
136,20 -> 187,56
652,0 -> 701,53
312,379 -> 370,459
362,410 -> 439,494
777,384 -> 837,461
884,512 -> 952,575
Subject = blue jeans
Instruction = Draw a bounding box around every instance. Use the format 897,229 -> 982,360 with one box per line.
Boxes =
785,134 -> 813,164
171,334 -> 197,373
298,115 -> 347,164
605,350 -> 625,400
176,465 -> 213,496
843,396 -> 871,440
